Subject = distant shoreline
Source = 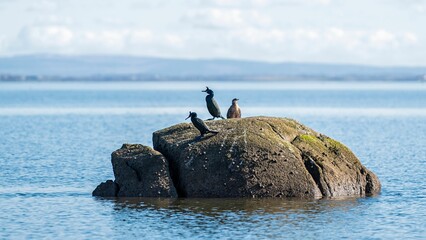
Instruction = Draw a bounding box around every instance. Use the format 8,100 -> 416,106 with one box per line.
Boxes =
0,74 -> 425,82
1,55 -> 425,82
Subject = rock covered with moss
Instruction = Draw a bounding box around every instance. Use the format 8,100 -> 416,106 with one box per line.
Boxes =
94,117 -> 381,198
153,116 -> 381,198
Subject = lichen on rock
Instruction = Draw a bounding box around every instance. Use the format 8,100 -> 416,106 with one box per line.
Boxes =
93,116 -> 381,199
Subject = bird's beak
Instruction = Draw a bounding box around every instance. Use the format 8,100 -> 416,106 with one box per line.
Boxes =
236,98 -> 239,101
185,112 -> 191,120
201,89 -> 206,92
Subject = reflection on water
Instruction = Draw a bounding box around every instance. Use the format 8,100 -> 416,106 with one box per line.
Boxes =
109,197 -> 360,215
91,197 -> 365,239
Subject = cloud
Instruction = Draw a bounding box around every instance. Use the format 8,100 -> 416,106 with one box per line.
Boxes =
219,27 -> 419,62
17,25 -> 73,48
11,24 -> 186,55
195,0 -> 333,7
369,30 -> 397,48
182,9 -> 271,29
5,11 -> 420,65
25,0 -> 57,12
182,9 -> 244,29
0,35 -> 5,53
402,32 -> 418,44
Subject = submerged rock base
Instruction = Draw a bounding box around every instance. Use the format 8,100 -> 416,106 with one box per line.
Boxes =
93,117 -> 381,198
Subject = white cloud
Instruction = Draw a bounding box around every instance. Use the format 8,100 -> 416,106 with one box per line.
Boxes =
25,0 -> 57,12
182,9 -> 244,29
195,0 -> 332,7
402,32 -> 418,44
249,11 -> 272,26
369,30 -> 397,48
164,34 -> 184,48
0,0 -> 424,65
11,24 -> 186,55
231,28 -> 285,45
0,36 -> 5,53
82,30 -> 126,50
415,4 -> 425,12
9,23 -> 419,63
35,15 -> 74,25
18,25 -> 73,48
182,9 -> 271,29
199,0 -> 271,7
221,27 -> 418,61
128,30 -> 154,44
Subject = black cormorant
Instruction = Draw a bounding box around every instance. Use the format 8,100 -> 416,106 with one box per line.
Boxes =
186,111 -> 219,137
202,87 -> 225,120
227,98 -> 241,118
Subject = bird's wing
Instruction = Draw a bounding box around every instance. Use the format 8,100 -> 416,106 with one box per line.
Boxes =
211,98 -> 222,115
227,106 -> 232,118
193,117 -> 210,132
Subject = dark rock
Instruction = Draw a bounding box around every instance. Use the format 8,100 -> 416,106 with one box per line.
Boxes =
111,144 -> 178,197
92,180 -> 118,197
93,144 -> 178,198
153,116 -> 381,198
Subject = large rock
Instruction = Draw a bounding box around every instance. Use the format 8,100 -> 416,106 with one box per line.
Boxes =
93,144 -> 177,198
153,116 -> 381,198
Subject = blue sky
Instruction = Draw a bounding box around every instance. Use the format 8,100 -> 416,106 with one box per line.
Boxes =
0,0 -> 425,66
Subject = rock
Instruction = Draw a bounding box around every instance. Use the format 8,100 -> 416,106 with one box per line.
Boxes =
153,116 -> 381,198
93,144 -> 178,198
94,116 -> 381,199
92,180 -> 118,197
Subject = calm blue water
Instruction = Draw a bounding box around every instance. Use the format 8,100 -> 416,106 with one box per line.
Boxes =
1,81 -> 425,239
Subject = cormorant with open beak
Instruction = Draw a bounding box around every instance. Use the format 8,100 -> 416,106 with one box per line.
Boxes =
186,111 -> 219,138
202,87 -> 225,120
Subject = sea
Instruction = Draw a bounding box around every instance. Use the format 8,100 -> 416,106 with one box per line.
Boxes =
0,81 -> 425,239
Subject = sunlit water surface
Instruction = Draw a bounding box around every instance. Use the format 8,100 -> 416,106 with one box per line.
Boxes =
0,81 -> 425,239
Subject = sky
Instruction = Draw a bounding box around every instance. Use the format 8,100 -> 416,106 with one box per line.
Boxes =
0,0 -> 425,66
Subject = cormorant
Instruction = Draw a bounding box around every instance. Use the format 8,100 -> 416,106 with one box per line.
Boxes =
227,98 -> 241,119
202,87 -> 225,120
185,111 -> 219,137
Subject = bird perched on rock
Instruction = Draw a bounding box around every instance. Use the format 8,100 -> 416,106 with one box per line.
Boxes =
185,111 -> 219,138
227,98 -> 241,119
202,87 -> 225,120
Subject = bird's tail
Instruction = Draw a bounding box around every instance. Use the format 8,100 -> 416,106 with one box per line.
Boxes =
220,116 -> 225,119
208,130 -> 219,134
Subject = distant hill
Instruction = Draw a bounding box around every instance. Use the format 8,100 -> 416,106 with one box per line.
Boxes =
0,55 -> 425,81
